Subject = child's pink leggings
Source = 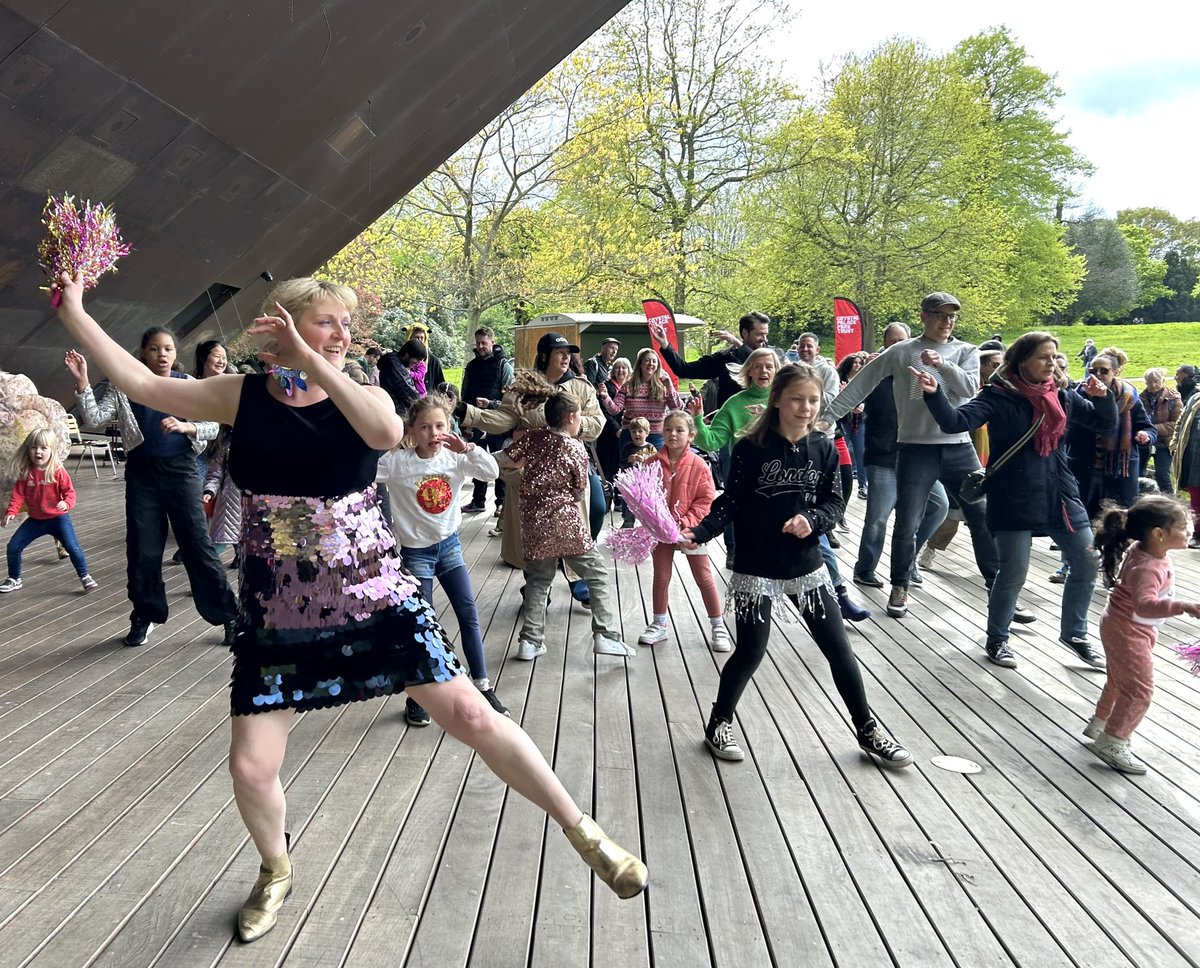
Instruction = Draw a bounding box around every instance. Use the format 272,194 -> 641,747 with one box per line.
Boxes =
1095,615 -> 1156,740
652,544 -> 722,618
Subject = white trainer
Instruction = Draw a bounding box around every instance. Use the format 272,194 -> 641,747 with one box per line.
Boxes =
593,635 -> 636,657
638,623 -> 669,645
710,625 -> 733,652
918,546 -> 936,570
1090,733 -> 1147,775
515,639 -> 546,661
1082,715 -> 1106,740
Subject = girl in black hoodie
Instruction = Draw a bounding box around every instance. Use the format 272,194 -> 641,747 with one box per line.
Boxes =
683,365 -> 912,768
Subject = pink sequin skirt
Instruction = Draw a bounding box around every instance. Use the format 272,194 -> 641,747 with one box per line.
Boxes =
228,484 -> 462,715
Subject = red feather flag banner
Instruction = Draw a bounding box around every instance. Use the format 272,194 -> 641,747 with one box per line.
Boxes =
642,297 -> 680,387
37,194 -> 132,308
833,296 -> 864,363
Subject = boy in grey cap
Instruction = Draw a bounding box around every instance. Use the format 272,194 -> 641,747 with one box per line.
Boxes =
819,292 -> 1001,619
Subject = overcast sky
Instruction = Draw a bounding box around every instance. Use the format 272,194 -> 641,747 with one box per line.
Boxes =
772,1 -> 1200,220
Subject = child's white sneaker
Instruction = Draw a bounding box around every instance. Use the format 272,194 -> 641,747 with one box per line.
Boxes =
710,625 -> 733,652
918,546 -> 936,570
1090,732 -> 1147,775
0,577 -> 22,593
638,623 -> 669,645
515,639 -> 546,661
593,634 -> 636,657
80,575 -> 99,593
1082,715 -> 1106,740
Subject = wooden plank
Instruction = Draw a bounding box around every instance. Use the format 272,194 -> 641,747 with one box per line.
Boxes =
0,472 -> 1195,966
617,560 -> 711,968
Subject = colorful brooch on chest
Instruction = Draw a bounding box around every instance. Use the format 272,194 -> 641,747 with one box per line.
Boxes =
271,366 -> 308,396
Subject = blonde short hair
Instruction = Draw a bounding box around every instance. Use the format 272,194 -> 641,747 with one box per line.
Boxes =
732,347 -> 779,387
261,278 -> 356,319
628,417 -> 651,433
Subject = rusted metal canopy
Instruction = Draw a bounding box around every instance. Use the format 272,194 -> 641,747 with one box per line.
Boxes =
0,0 -> 629,395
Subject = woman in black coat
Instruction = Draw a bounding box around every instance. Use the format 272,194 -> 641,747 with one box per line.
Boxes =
914,332 -> 1116,671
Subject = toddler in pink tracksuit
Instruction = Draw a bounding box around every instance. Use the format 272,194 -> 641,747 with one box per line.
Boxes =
1087,495 -> 1200,775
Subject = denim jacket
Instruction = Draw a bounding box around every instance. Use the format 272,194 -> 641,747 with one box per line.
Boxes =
74,377 -> 217,455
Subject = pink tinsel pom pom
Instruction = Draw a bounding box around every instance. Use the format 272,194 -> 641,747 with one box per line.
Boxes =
37,194 -> 132,296
606,525 -> 660,565
1170,640 -> 1200,677
613,463 -> 683,545
605,463 -> 685,565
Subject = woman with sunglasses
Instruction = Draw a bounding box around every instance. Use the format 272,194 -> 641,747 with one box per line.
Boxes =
1077,348 -> 1155,515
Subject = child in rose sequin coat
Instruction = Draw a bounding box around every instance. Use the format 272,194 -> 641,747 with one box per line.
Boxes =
504,394 -> 633,661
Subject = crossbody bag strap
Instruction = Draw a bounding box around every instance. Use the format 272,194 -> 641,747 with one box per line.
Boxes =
983,415 -> 1045,479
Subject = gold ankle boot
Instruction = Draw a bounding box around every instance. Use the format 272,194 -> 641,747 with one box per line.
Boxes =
563,815 -> 648,899
237,848 -> 293,943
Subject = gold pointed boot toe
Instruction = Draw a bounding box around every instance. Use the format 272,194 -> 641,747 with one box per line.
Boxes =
237,850 -> 293,943
564,815 -> 648,899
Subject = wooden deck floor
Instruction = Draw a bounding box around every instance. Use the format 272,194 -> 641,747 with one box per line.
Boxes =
1,469 -> 1199,967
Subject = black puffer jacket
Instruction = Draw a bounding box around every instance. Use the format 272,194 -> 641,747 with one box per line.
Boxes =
923,372 -> 1117,534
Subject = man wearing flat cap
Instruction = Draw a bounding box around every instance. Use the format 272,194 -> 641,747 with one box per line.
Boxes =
584,337 -> 621,388
819,292 -> 1000,620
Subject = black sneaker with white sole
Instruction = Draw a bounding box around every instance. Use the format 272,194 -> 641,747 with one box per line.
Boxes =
985,639 -> 1017,668
856,718 -> 913,769
125,618 -> 156,647
853,572 -> 885,589
886,586 -> 908,618
405,697 -> 431,727
480,688 -> 510,716
704,715 -> 745,762
1059,636 -> 1106,669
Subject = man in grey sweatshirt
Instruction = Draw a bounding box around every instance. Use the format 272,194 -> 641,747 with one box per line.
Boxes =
819,292 -> 999,618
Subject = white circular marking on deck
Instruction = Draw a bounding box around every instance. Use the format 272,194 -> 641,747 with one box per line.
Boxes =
930,755 -> 982,774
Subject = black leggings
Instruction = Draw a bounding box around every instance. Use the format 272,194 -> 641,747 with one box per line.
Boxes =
713,586 -> 871,730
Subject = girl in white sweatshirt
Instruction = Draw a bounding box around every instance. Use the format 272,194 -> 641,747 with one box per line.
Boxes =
378,394 -> 507,720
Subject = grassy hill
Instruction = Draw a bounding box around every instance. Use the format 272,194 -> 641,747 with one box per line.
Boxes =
998,322 -> 1200,383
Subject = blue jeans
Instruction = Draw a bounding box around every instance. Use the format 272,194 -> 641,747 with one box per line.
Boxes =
402,535 -> 487,680
7,514 -> 88,578
855,464 -> 949,580
845,423 -> 867,488
892,444 -> 997,587
989,525 -> 1096,642
820,534 -> 842,586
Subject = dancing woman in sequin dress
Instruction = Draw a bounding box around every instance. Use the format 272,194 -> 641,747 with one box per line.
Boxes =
52,271 -> 648,943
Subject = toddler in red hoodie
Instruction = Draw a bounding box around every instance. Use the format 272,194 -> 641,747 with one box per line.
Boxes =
2,429 -> 97,593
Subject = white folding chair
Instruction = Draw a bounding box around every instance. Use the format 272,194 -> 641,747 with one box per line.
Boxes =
65,414 -> 120,479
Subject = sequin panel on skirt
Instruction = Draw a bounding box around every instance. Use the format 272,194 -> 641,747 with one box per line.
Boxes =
229,484 -> 462,715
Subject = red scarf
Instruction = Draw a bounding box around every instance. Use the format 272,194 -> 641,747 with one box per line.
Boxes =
1009,376 -> 1067,456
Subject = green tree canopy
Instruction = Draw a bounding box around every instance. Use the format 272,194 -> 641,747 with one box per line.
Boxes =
1066,216 -> 1140,320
